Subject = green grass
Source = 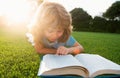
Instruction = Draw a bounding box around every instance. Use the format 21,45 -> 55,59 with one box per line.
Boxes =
72,32 -> 120,64
0,29 -> 120,78
0,29 -> 40,78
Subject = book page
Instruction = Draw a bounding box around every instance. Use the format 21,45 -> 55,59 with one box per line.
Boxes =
75,54 -> 120,77
38,54 -> 85,76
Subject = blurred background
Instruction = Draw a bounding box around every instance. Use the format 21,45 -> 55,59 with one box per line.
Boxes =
0,0 -> 43,33
0,0 -> 120,33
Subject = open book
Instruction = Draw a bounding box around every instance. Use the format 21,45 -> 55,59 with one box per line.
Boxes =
38,54 -> 120,78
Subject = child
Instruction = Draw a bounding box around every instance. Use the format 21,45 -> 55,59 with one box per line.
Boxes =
26,1 -> 84,55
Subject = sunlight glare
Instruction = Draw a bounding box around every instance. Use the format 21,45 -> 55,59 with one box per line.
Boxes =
0,0 -> 37,25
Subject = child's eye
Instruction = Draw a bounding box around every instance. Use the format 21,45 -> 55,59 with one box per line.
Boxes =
48,30 -> 53,33
58,30 -> 63,33
58,31 -> 62,33
47,29 -> 54,33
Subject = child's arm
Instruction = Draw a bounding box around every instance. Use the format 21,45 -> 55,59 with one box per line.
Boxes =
34,44 -> 57,55
69,42 -> 84,55
56,42 -> 84,55
34,40 -> 84,55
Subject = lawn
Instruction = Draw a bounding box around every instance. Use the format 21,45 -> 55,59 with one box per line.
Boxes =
0,28 -> 120,78
72,32 -> 120,64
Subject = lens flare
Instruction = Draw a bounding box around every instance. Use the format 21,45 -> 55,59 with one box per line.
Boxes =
0,0 -> 37,26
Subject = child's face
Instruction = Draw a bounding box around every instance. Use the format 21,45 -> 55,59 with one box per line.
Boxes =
44,27 -> 64,42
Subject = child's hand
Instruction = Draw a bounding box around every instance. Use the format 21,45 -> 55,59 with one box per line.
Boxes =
56,46 -> 69,55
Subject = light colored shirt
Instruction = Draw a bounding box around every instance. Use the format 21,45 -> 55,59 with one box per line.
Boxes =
42,36 -> 76,49
26,33 -> 76,49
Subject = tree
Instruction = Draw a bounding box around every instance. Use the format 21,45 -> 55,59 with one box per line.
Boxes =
103,1 -> 120,33
103,1 -> 120,20
90,16 -> 107,32
70,8 -> 92,31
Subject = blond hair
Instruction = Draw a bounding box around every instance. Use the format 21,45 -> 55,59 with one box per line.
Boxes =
29,2 -> 72,45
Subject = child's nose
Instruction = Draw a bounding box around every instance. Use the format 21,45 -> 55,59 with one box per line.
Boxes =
53,33 -> 58,39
